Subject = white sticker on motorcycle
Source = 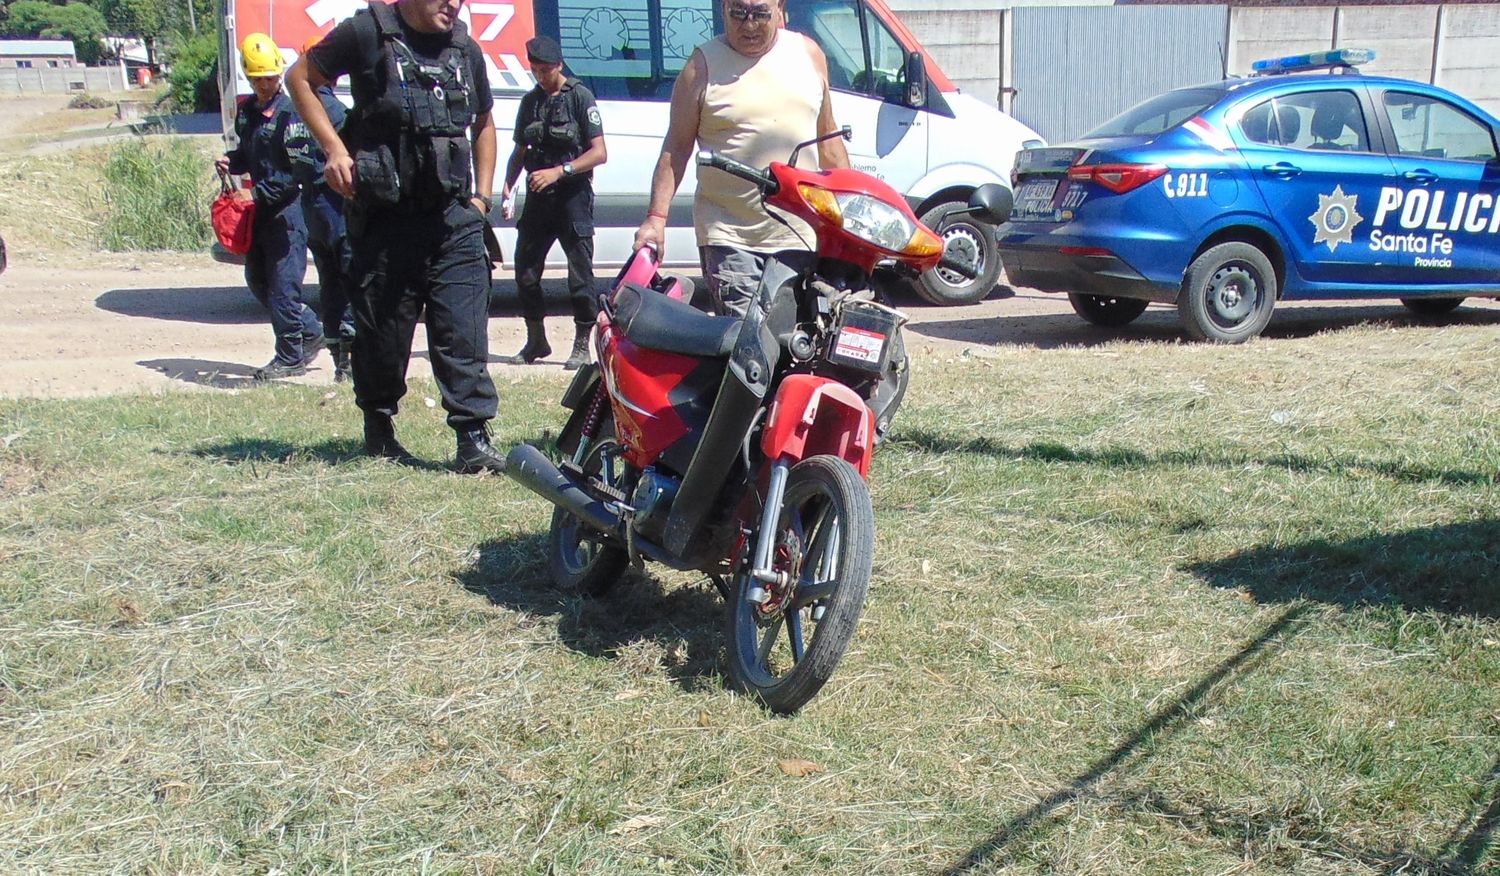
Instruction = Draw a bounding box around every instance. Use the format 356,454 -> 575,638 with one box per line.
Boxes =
1309,185 -> 1363,253
834,327 -> 885,364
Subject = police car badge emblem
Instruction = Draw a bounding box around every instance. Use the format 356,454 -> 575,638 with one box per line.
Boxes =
1309,185 -> 1363,253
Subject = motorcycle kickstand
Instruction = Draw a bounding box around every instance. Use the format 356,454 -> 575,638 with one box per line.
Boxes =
709,574 -> 731,601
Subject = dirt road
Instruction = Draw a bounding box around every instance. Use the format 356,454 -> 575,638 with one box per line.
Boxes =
2,247 -> 1497,399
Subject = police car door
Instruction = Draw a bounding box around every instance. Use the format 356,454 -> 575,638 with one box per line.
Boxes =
1236,85 -> 1397,287
785,0 -> 927,190
1371,88 -> 1500,290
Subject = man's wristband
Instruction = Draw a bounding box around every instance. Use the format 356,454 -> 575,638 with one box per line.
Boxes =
647,210 -> 669,221
477,195 -> 493,214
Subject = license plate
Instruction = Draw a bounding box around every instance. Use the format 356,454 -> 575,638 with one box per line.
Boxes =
1015,179 -> 1059,217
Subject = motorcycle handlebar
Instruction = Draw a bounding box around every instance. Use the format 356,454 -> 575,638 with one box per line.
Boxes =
697,150 -> 778,196
938,250 -> 979,280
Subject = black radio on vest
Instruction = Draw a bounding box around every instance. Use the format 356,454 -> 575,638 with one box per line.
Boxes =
342,2 -> 475,210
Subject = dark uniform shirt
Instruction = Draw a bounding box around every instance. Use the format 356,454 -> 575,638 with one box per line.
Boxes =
513,78 -> 603,187
306,13 -> 493,132
226,91 -> 300,212
283,85 -> 347,189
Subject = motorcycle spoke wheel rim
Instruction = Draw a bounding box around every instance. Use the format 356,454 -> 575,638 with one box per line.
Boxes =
739,490 -> 840,686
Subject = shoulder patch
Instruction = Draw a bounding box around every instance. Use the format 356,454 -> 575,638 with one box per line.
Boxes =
587,106 -> 602,127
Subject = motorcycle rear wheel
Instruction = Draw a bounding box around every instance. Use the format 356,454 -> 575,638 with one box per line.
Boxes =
548,425 -> 628,597
725,455 -> 874,714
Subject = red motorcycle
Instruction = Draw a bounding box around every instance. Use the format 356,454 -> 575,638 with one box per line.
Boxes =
506,129 -> 1012,713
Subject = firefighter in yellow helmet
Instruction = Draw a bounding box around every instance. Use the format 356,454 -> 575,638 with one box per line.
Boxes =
216,33 -> 324,381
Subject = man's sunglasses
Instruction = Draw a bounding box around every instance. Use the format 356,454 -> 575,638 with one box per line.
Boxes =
727,5 -> 774,23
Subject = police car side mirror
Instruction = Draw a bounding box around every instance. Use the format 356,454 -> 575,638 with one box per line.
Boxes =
969,183 -> 1013,224
904,51 -> 928,108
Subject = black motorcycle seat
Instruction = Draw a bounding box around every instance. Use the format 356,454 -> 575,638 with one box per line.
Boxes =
612,283 -> 740,358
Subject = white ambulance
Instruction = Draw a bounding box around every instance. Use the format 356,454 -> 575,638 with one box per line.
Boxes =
220,0 -> 1043,304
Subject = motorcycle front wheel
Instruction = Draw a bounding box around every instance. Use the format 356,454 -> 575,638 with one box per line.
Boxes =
725,455 -> 874,714
548,420 -> 628,597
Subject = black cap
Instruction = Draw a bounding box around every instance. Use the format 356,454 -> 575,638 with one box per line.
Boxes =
526,36 -> 562,64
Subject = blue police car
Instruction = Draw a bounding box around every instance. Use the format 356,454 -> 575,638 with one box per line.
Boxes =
995,49 -> 1500,342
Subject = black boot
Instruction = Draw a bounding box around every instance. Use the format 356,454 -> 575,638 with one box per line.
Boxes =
501,319 -> 550,365
562,324 -> 591,371
455,424 -> 506,474
330,340 -> 351,384
363,412 -> 418,465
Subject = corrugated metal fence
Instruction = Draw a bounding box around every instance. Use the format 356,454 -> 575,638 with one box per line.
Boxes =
1011,5 -> 1227,142
890,3 -> 1500,144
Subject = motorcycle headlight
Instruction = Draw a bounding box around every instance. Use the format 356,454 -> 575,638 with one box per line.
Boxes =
797,185 -> 941,256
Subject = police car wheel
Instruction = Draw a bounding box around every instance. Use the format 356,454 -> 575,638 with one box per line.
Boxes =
1067,293 -> 1149,328
1179,243 -> 1277,344
1400,297 -> 1465,317
914,199 -> 1004,306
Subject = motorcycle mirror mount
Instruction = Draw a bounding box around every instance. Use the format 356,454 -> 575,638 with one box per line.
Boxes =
788,125 -> 854,169
944,183 -> 1016,225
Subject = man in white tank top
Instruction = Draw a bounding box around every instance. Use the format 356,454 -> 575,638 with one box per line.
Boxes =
632,0 -> 849,316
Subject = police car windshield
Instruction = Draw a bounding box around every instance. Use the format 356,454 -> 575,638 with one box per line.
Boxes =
1084,87 -> 1224,139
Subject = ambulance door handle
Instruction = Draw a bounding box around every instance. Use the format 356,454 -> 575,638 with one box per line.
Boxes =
1262,162 -> 1301,178
1402,169 -> 1437,185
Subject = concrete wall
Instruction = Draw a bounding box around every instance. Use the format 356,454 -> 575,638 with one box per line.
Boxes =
897,9 -> 1003,105
0,66 -> 133,94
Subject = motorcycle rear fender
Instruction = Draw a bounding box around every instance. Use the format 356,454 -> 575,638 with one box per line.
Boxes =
761,374 -> 875,477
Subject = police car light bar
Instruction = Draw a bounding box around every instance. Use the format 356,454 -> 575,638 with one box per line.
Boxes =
1251,48 -> 1376,75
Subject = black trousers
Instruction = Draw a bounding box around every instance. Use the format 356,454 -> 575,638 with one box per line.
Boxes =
513,183 -> 597,326
348,199 -> 498,431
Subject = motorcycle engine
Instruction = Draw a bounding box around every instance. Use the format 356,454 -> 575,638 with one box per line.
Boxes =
630,467 -> 680,540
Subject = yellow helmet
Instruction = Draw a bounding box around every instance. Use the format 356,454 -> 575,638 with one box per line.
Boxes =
240,33 -> 285,78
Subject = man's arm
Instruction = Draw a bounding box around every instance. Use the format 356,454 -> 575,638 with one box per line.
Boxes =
470,110 -> 496,214
287,59 -> 354,198
632,50 -> 705,256
805,37 -> 849,170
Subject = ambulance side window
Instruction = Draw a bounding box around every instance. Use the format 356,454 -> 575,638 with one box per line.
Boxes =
1382,92 -> 1498,162
543,0 -> 715,101
786,0 -> 864,94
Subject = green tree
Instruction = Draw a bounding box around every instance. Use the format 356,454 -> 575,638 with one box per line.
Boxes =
4,0 -> 108,64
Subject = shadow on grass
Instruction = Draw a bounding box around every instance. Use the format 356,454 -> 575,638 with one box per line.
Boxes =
908,299 -> 1500,351
893,431 -> 1498,488
1187,520 -> 1500,619
457,534 -> 726,693
1436,754 -> 1500,875
944,606 -> 1311,874
191,437 -> 447,472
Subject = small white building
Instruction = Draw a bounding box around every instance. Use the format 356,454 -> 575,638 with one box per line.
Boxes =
0,39 -> 78,70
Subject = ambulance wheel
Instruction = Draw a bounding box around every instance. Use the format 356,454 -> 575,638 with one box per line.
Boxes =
1400,296 -> 1464,316
1178,243 -> 1277,343
914,199 -> 1003,306
1068,293 -> 1149,327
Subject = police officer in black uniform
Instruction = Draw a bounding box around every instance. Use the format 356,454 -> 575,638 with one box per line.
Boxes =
500,36 -> 607,371
283,50 -> 354,383
287,0 -> 505,472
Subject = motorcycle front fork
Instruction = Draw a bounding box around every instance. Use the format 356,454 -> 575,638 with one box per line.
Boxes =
743,457 -> 827,621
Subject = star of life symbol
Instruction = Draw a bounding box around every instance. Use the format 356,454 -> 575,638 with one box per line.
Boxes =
1309,185 -> 1363,253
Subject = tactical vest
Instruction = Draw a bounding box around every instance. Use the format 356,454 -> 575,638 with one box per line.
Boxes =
343,2 -> 477,210
521,80 -> 585,173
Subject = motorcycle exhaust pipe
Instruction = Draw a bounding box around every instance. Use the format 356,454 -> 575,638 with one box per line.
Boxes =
504,443 -> 621,536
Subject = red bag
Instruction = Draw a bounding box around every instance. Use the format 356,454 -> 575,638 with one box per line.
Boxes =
212,167 -> 255,255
